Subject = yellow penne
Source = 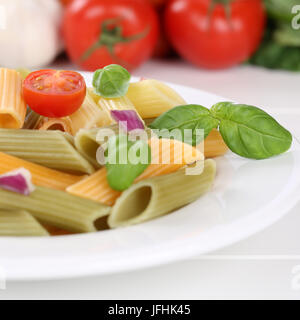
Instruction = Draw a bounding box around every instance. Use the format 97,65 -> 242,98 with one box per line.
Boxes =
67,138 -> 203,206
98,95 -> 141,124
69,88 -> 111,134
0,151 -> 84,190
127,79 -> 186,118
201,129 -> 228,158
0,68 -> 27,128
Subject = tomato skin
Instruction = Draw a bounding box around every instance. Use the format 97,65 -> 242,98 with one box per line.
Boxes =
165,0 -> 266,69
23,70 -> 86,118
63,0 -> 159,71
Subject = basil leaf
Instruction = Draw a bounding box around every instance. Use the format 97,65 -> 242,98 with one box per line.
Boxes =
105,134 -> 151,191
149,105 -> 220,146
92,64 -> 131,98
210,102 -> 293,159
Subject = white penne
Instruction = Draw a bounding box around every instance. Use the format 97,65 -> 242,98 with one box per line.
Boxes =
108,159 -> 216,228
127,79 -> 187,118
0,68 -> 27,128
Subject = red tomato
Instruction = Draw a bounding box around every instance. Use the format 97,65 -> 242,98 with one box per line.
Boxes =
63,0 -> 159,71
165,0 -> 266,69
23,70 -> 86,118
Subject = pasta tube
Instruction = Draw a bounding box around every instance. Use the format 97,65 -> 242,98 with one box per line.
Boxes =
0,209 -> 49,237
0,68 -> 27,128
0,186 -> 111,233
127,80 -> 186,118
98,95 -> 141,124
0,152 -> 84,190
67,138 -> 204,206
201,129 -> 228,158
75,126 -> 153,168
0,129 -> 95,174
69,88 -> 111,134
36,116 -> 73,135
108,159 -> 216,228
75,127 -> 106,168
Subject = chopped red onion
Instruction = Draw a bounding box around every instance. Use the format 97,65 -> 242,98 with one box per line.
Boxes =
111,110 -> 145,132
0,168 -> 35,196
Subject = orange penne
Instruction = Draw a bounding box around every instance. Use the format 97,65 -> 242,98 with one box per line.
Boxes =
0,68 -> 26,128
67,138 -> 204,206
0,152 -> 84,190
202,129 -> 228,158
36,116 -> 74,135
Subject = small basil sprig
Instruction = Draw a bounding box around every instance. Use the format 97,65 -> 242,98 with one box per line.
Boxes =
149,102 -> 292,160
93,64 -> 131,98
105,134 -> 151,191
210,102 -> 292,159
149,104 -> 219,146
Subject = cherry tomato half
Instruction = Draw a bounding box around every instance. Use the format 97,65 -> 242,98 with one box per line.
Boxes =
23,70 -> 86,118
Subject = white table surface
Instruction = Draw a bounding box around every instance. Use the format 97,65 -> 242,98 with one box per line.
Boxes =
1,60 -> 300,300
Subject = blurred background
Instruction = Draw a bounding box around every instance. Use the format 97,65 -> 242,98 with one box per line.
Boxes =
0,0 -> 299,73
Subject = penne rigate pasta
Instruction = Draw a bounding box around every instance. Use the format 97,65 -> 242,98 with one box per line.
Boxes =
0,129 -> 95,174
127,79 -> 186,118
0,209 -> 49,237
201,129 -> 228,158
98,95 -> 141,124
75,125 -> 153,168
75,127 -> 107,168
69,88 -> 111,134
0,152 -> 84,190
0,186 -> 111,233
108,159 -> 216,228
36,116 -> 73,135
67,138 -> 204,206
0,68 -> 27,129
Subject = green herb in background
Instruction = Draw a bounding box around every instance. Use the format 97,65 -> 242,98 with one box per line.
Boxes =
92,64 -> 131,98
264,0 -> 300,23
250,0 -> 300,71
105,134 -> 151,191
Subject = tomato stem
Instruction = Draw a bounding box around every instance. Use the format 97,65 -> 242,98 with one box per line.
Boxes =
80,17 -> 150,67
208,0 -> 232,25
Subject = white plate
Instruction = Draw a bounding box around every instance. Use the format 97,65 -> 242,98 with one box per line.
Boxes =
0,73 -> 300,281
